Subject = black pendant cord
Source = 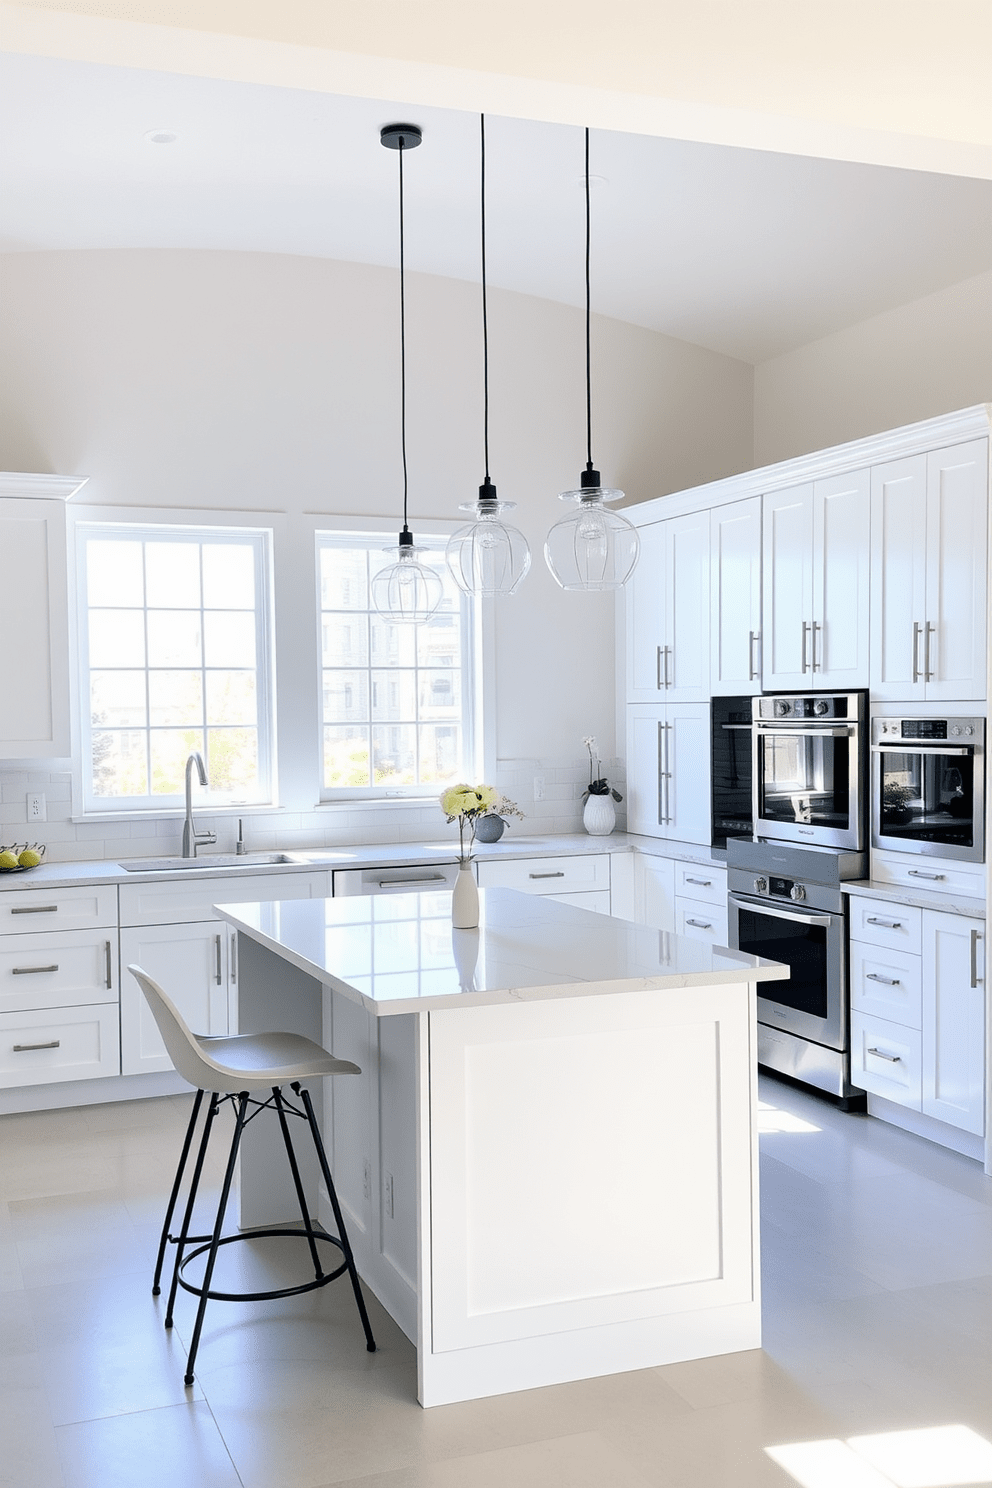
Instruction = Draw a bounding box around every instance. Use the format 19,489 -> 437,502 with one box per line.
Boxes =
481,113 -> 491,484
584,125 -> 594,477
398,138 -> 410,537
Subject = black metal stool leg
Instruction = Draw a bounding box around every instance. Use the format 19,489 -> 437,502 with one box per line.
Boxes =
153,1088 -> 204,1295
165,1091 -> 219,1328
183,1092 -> 249,1387
296,1083 -> 377,1353
272,1086 -> 324,1280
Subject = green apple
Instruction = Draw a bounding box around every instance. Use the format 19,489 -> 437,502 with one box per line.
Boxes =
0,850 -> 18,869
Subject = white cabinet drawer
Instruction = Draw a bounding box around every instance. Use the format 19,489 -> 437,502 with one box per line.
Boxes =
545,890 -> 612,915
0,929 -> 117,1015
869,851 -> 985,899
119,870 -> 328,926
0,1003 -> 120,1087
850,1011 -> 922,1108
850,940 -> 923,1030
476,855 -> 610,895
676,896 -> 729,945
673,861 -> 727,906
848,897 -> 922,954
0,884 -> 117,934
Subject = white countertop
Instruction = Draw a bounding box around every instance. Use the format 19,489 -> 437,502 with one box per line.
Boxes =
0,832 -> 726,892
842,878 -> 986,918
215,887 -> 787,1016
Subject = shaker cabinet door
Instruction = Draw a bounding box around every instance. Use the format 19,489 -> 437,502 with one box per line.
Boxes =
922,912 -> 985,1136
625,523 -> 667,702
870,454 -> 928,701
811,468 -> 869,688
120,921 -> 229,1075
761,483 -> 814,690
924,439 -> 988,702
710,497 -> 761,696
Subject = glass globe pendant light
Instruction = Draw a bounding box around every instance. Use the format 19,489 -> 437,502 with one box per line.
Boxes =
371,124 -> 444,626
545,128 -> 640,592
446,116 -> 531,597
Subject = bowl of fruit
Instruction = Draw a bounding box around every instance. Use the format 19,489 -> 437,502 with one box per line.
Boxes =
0,843 -> 46,872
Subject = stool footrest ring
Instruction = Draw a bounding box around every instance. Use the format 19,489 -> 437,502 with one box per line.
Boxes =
177,1227 -> 349,1304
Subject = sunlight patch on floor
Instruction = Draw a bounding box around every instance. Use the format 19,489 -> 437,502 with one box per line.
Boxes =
757,1099 -> 822,1134
767,1426 -> 992,1488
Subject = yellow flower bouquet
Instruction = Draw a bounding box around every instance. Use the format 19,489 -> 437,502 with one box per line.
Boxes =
440,783 -> 499,863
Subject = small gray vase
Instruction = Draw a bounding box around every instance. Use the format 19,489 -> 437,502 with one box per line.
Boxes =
474,815 -> 506,843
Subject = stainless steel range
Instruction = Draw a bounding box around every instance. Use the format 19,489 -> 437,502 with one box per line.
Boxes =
727,837 -> 866,1105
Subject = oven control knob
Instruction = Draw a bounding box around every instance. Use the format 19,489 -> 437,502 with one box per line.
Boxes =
790,884 -> 807,902
753,876 -> 768,894
964,726 -> 974,736
951,725 -> 961,736
813,700 -> 828,715
775,700 -> 790,717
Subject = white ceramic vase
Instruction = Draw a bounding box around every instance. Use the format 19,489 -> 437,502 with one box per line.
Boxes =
583,792 -> 616,836
452,861 -> 480,928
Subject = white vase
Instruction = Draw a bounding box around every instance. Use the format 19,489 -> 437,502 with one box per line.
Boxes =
452,861 -> 480,928
451,927 -> 480,990
583,793 -> 616,836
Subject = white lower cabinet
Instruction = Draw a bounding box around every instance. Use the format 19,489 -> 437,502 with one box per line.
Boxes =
0,1003 -> 120,1087
546,890 -> 611,914
850,900 -> 985,1140
922,912 -> 985,1136
120,921 -> 231,1075
476,854 -> 610,904
676,896 -> 729,946
632,854 -> 676,932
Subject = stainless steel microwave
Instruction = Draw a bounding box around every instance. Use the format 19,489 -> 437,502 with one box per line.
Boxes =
752,692 -> 867,852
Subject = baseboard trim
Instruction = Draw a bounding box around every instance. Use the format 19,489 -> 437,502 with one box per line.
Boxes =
0,1069 -> 189,1115
868,1095 -> 984,1161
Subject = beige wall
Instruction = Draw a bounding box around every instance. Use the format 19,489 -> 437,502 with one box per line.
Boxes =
0,248 -> 752,852
753,268 -> 992,466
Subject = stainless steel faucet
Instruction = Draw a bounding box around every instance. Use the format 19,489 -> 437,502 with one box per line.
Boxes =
182,752 -> 217,858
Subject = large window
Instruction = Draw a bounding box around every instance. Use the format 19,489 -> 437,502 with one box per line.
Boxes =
317,535 -> 474,797
77,524 -> 272,811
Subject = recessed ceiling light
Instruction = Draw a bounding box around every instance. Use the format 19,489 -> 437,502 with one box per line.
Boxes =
577,173 -> 608,188
144,130 -> 178,145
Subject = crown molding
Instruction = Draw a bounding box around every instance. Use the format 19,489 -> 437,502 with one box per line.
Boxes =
0,472 -> 90,502
628,404 -> 992,526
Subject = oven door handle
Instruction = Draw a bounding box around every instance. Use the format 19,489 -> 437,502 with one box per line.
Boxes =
755,724 -> 855,739
871,744 -> 971,756
729,897 -> 832,928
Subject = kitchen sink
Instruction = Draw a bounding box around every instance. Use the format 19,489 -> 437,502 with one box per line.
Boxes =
118,853 -> 304,872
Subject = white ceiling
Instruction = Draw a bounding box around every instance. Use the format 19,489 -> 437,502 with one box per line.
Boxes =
2,50 -> 991,364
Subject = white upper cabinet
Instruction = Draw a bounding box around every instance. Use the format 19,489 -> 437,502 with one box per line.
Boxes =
0,480 -> 81,760
710,496 -> 762,696
626,703 -> 711,845
762,470 -> 870,692
626,512 -> 710,703
871,439 -> 988,701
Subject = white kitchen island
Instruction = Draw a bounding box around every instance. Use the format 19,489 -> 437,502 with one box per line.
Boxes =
214,887 -> 788,1407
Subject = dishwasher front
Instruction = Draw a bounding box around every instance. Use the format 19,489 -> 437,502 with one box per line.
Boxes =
332,863 -> 461,897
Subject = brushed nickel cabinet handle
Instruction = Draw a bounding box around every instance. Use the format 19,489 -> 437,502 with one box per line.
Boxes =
924,622 -> 935,682
908,870 -> 945,881
866,972 -> 900,986
686,918 -> 712,930
656,644 -> 664,690
376,875 -> 445,887
748,630 -> 759,682
11,964 -> 58,975
801,620 -> 810,674
912,620 -> 922,684
684,876 -> 711,887
866,916 -> 902,929
230,932 -> 238,983
13,1040 -> 60,1052
970,928 -> 982,989
214,934 -> 223,986
867,1047 -> 901,1063
812,620 -> 821,672
10,904 -> 58,915
105,940 -> 113,990
529,871 -> 565,879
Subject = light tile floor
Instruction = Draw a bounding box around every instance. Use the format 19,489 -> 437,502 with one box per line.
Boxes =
1,1076 -> 990,1488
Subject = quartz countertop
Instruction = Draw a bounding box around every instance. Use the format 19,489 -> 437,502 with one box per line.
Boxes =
0,832 -> 725,892
842,879 -> 986,918
215,887 -> 787,1017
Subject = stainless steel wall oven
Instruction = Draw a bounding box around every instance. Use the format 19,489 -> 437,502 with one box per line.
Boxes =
753,692 -> 867,852
872,716 -> 985,863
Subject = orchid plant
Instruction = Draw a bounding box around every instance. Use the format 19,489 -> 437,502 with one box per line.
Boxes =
583,736 -> 623,802
440,783 -> 499,863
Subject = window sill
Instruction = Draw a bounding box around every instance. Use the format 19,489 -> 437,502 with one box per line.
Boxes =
72,804 -> 283,824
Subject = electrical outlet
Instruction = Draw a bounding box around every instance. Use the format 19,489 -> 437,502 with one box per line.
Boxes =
534,775 -> 545,801
384,1171 -> 394,1219
27,793 -> 46,822
362,1158 -> 371,1201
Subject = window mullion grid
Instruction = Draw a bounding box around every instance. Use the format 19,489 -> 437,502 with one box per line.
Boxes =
198,541 -> 208,774
142,539 -> 152,801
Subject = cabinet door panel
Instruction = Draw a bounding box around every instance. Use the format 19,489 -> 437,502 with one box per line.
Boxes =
0,499 -> 70,758
710,497 -> 761,696
633,854 -> 675,931
922,912 -> 985,1136
812,469 -> 869,687
665,511 -> 710,700
666,704 -> 711,845
120,921 -> 228,1075
870,455 -> 927,701
925,439 -> 988,702
625,523 -> 667,702
762,484 -> 813,690
626,708 -> 664,838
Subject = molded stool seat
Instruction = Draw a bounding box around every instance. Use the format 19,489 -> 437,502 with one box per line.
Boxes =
129,964 -> 376,1385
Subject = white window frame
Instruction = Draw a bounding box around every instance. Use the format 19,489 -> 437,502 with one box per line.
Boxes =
73,516 -> 276,817
316,528 -> 480,803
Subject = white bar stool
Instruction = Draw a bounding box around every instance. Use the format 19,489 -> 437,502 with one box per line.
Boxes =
128,964 -> 376,1385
